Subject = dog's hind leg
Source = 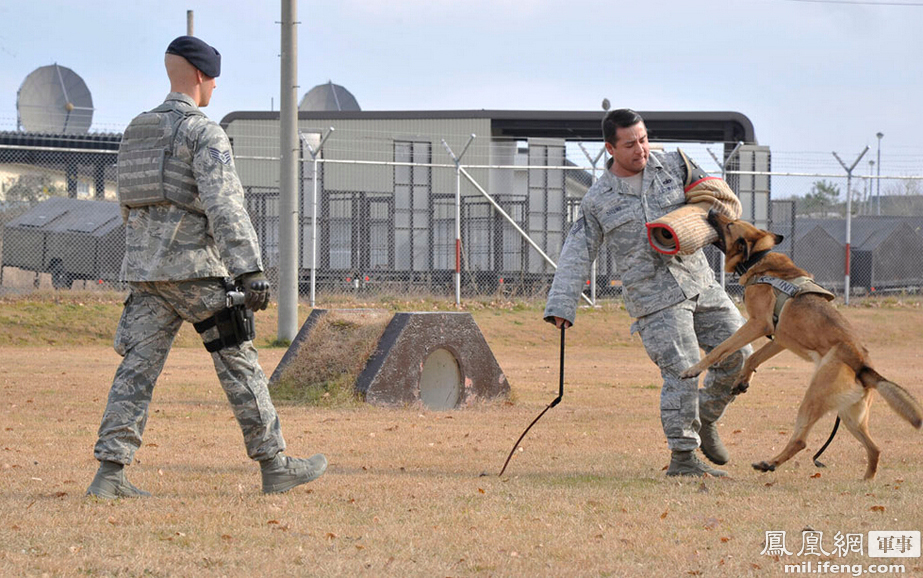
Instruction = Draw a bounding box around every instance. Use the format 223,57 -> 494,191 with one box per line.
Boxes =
753,355 -> 846,474
838,392 -> 880,480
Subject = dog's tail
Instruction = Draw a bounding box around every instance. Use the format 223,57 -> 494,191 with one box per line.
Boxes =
857,366 -> 923,429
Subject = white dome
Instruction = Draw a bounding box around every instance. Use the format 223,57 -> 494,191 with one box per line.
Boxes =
299,81 -> 360,112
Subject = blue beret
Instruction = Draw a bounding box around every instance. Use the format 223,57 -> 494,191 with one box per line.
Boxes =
166,36 -> 221,78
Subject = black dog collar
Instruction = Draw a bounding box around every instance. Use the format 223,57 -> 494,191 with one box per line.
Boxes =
734,249 -> 771,276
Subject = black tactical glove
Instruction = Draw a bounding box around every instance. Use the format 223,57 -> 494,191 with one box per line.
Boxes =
236,271 -> 271,311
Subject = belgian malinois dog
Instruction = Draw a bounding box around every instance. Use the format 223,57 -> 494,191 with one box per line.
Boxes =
680,211 -> 922,479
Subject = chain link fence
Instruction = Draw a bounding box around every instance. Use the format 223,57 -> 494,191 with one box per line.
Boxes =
3,129 -> 923,305
743,167 -> 923,299
0,133 -> 122,291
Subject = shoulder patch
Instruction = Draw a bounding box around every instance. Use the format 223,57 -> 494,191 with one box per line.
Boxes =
569,217 -> 586,235
208,147 -> 232,165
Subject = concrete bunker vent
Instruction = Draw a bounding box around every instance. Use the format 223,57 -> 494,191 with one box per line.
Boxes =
269,310 -> 509,408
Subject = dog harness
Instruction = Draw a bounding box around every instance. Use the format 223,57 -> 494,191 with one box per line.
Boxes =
745,275 -> 835,327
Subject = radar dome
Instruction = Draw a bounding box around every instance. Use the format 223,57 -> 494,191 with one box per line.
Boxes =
299,81 -> 360,112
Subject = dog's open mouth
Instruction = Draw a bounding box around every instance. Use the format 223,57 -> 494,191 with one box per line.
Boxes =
707,210 -> 726,253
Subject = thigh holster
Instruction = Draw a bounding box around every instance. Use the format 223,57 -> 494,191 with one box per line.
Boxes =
193,306 -> 255,352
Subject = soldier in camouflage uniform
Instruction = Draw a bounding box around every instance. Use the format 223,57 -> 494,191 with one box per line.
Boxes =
87,36 -> 326,499
545,109 -> 751,477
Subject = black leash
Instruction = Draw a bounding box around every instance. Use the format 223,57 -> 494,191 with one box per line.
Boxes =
499,324 -> 565,477
812,416 -> 840,468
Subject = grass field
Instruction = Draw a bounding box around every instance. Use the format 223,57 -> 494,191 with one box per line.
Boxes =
1,292 -> 922,577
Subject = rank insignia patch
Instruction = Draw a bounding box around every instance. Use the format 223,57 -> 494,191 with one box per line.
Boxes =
208,147 -> 232,165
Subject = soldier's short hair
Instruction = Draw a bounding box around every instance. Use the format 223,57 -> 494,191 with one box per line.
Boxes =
166,36 -> 221,78
602,109 -> 644,145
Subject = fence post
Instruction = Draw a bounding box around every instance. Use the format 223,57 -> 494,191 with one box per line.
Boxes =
299,128 -> 334,309
442,135 -> 475,307
578,143 -> 606,306
833,147 -> 870,305
876,132 -> 883,216
707,142 -> 743,289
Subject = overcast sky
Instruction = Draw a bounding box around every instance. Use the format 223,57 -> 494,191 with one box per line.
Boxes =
1,0 -> 921,174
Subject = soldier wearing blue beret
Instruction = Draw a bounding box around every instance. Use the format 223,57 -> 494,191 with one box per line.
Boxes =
166,35 -> 221,78
87,36 -> 327,498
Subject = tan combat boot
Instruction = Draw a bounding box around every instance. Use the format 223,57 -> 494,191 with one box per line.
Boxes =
666,450 -> 728,477
260,453 -> 327,494
86,461 -> 151,499
699,420 -> 730,465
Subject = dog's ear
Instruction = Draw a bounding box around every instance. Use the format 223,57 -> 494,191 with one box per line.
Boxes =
773,233 -> 784,244
736,237 -> 750,262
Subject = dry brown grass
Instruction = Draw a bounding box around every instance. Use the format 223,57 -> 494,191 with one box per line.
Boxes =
2,298 -> 923,576
270,309 -> 393,405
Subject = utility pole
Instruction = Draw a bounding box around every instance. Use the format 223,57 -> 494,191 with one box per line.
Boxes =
186,10 -> 194,35
278,0 -> 299,341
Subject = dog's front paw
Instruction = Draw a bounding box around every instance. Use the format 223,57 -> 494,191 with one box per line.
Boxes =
732,381 -> 750,395
752,461 -> 776,473
680,365 -> 703,379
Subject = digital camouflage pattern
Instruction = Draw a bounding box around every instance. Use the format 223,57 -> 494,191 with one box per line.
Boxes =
117,99 -> 205,212
95,94 -> 281,467
544,151 -> 714,323
95,279 -> 285,464
544,150 -> 750,452
119,93 -> 263,282
633,283 -> 748,451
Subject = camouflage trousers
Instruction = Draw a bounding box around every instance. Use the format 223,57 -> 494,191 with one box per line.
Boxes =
633,282 -> 751,452
93,279 -> 285,465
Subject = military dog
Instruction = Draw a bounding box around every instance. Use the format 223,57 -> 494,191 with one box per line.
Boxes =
680,211 -> 922,479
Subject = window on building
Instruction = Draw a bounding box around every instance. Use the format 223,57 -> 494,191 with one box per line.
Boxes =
394,141 -> 432,271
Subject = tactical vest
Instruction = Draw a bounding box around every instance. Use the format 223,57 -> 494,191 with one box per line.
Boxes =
117,103 -> 205,213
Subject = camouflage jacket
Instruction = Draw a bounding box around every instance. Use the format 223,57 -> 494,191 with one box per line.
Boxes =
544,150 -> 715,325
119,92 -> 263,281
